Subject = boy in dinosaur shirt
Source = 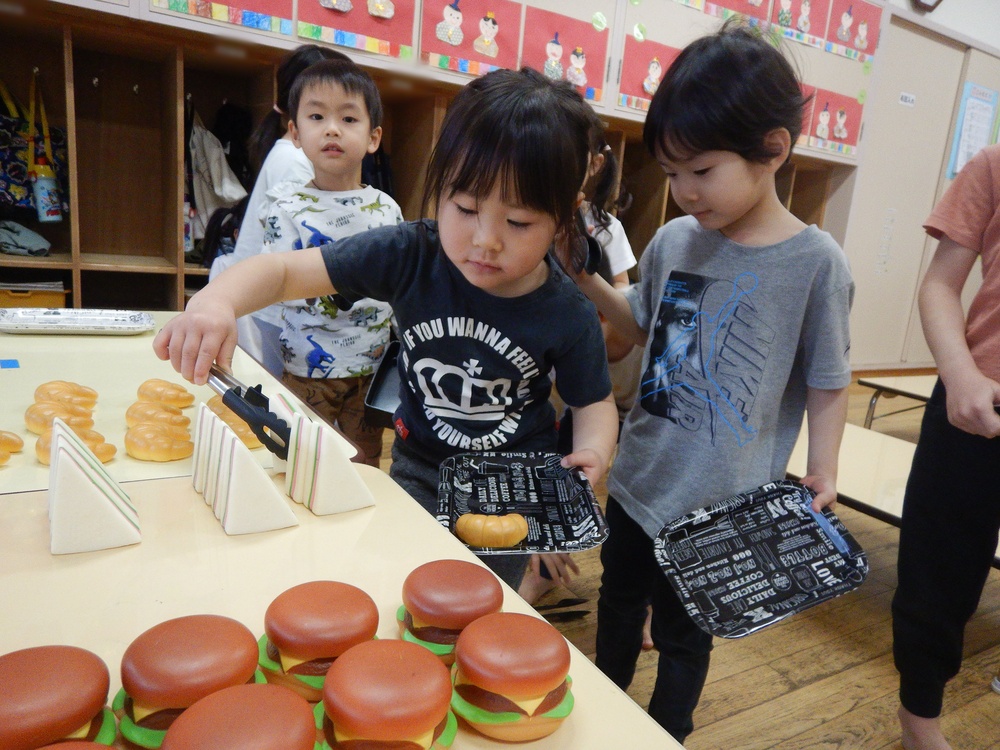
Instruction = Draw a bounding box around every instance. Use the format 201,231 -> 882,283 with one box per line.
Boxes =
261,59 -> 403,465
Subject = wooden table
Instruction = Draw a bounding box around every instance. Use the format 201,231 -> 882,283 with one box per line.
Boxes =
856,375 -> 937,428
0,316 -> 681,749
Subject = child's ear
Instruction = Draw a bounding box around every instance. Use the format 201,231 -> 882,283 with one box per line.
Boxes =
763,128 -> 792,171
368,126 -> 382,154
287,118 -> 301,147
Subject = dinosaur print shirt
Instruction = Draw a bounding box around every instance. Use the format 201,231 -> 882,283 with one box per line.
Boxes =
262,182 -> 403,379
321,220 -> 612,465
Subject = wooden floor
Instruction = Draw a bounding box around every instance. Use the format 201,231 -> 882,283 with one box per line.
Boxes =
381,380 -> 1000,749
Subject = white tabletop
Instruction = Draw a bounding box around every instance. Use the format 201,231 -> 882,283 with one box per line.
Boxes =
0,316 -> 681,749
855,375 -> 937,401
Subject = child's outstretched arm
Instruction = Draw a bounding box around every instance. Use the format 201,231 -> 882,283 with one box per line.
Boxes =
560,393 -> 618,487
919,237 -> 1000,437
153,248 -> 333,385
800,385 -> 848,511
575,273 -> 647,349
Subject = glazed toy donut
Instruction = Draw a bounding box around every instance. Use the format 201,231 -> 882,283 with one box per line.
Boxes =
25,402 -> 95,436
34,380 -> 99,409
125,422 -> 194,462
125,401 -> 192,430
137,379 -> 195,409
36,427 -> 117,465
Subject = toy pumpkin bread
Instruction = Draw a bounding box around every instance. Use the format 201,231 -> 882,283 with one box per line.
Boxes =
455,513 -> 530,548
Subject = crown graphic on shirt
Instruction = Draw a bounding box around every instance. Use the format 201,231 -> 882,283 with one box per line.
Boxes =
413,357 -> 512,422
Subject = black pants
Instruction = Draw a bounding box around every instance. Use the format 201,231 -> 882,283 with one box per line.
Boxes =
891,380 -> 1000,717
595,497 -> 713,743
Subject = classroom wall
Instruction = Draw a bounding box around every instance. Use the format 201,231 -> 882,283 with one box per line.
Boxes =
884,0 -> 1000,53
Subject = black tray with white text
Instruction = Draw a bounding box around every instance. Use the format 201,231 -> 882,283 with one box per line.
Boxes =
654,480 -> 868,638
437,451 -> 609,555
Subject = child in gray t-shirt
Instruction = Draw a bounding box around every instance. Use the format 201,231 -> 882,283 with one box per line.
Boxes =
567,21 -> 853,743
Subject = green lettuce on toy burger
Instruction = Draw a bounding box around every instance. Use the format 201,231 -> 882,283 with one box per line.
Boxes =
396,559 -> 503,666
112,614 -> 264,750
450,612 -> 574,742
258,581 -> 379,703
0,645 -> 117,749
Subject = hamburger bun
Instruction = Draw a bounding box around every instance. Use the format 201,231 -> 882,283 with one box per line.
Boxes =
0,645 -> 117,749
317,640 -> 456,749
114,615 -> 261,749
452,612 -> 573,742
259,581 -> 378,702
160,684 -> 315,750
397,559 -> 503,665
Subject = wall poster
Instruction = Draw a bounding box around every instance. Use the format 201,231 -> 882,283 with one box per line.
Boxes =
770,0 -> 830,48
420,0 -> 521,76
824,0 -> 880,61
297,0 -> 418,58
703,0 -> 771,23
617,35 -> 682,112
947,82 -> 999,179
151,0 -> 294,35
521,7 -> 610,102
809,87 -> 863,156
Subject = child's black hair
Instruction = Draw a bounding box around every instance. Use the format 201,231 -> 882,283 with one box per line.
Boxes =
201,196 -> 249,269
288,59 -> 384,131
422,67 -> 596,248
248,44 -> 350,175
643,20 -> 808,164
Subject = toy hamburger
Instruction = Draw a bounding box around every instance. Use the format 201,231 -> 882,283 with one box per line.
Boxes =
0,645 -> 117,749
397,559 -> 503,665
451,612 -> 574,741
112,614 -> 263,749
258,580 -> 378,702
160,683 -> 315,750
315,639 -> 457,750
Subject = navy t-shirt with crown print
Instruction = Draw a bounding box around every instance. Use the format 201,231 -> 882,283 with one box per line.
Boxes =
321,219 -> 611,464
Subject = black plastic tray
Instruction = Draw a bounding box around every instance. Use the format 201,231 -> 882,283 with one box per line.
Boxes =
437,452 -> 609,555
364,338 -> 400,429
654,480 -> 868,638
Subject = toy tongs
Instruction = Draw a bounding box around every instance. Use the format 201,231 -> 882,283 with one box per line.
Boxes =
207,365 -> 291,460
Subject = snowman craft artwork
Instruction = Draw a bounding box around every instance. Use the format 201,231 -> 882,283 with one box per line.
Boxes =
833,107 -> 848,140
368,0 -> 394,18
436,0 -> 464,46
836,5 -> 853,42
643,58 -> 662,97
320,0 -> 353,11
566,46 -> 587,88
544,33 -> 564,80
816,103 -> 830,139
748,0 -> 763,6
797,0 -> 811,34
777,0 -> 792,27
855,19 -> 869,49
473,12 -> 499,58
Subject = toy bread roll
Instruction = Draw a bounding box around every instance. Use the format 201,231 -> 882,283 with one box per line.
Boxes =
206,395 -> 263,450
36,427 -> 117,465
126,401 -> 192,430
34,380 -> 99,409
455,513 -> 529,548
137,378 -> 195,408
125,422 -> 194,462
25,401 -> 95,435
1,430 -> 23,453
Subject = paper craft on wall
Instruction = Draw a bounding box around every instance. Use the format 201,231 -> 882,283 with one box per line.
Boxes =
298,0 -> 416,58
420,0 -> 520,75
151,0 -> 294,36
771,0 -> 831,48
947,82 -> 999,179
809,87 -> 863,156
799,83 -> 818,146
522,7 -> 609,102
704,0 -> 770,23
617,35 -> 682,112
825,0 -> 880,61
